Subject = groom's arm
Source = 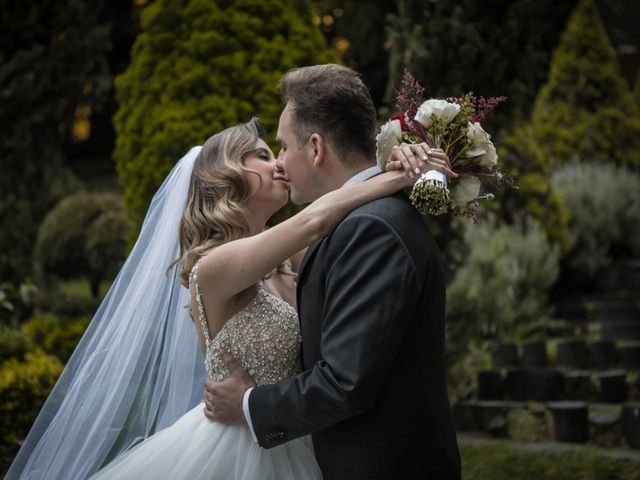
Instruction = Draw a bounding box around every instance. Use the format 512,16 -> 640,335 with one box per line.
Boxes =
248,212 -> 426,448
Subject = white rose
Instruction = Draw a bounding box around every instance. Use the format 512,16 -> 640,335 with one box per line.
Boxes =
414,99 -> 461,128
450,175 -> 481,206
375,118 -> 403,169
465,121 -> 498,168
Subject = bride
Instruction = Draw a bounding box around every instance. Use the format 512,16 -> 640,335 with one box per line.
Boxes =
7,118 -> 450,479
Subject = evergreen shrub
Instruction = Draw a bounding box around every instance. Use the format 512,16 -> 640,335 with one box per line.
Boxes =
551,162 -> 640,281
0,326 -> 31,363
114,0 -> 338,230
446,218 -> 559,360
22,313 -> 90,363
33,192 -> 131,297
0,351 -> 63,467
529,0 -> 640,168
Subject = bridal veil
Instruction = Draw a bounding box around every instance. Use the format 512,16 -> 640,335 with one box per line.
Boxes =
7,147 -> 206,479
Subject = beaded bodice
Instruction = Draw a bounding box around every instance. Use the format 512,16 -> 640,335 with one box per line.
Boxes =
189,262 -> 301,385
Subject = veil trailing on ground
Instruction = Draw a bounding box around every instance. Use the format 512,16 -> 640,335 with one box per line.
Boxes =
7,147 -> 206,480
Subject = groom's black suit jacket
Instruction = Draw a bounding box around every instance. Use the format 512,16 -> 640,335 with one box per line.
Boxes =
250,191 -> 461,479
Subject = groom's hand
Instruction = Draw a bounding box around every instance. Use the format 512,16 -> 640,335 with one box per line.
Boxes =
203,351 -> 256,424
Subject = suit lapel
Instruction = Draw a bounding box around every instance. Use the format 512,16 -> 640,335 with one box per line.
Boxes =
298,239 -> 322,280
295,238 -> 323,316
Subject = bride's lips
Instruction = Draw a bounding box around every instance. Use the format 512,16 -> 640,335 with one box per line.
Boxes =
273,176 -> 290,185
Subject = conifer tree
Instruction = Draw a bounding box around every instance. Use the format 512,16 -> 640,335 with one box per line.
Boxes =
383,0 -> 578,248
633,70 -> 640,119
384,0 -> 578,131
530,0 -> 640,167
0,1 -> 111,283
114,0 -> 338,229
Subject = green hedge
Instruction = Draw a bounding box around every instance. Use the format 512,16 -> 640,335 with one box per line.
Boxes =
551,162 -> 640,282
446,218 -> 559,347
461,440 -> 640,480
33,192 -> 130,298
0,351 -> 63,472
0,326 -> 31,363
21,313 -> 90,363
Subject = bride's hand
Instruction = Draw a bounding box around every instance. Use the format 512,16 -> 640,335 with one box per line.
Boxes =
385,142 -> 458,180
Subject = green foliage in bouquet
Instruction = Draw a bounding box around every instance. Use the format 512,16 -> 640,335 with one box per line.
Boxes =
0,351 -> 63,470
33,193 -> 132,298
551,162 -> 640,282
0,0 -> 111,284
114,0 -> 338,231
529,0 -> 640,168
446,217 -> 559,363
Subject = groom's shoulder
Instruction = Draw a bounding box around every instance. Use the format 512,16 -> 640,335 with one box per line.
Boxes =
348,191 -> 419,225
334,192 -> 433,248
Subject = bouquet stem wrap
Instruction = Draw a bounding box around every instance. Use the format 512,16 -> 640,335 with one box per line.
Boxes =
410,170 -> 449,215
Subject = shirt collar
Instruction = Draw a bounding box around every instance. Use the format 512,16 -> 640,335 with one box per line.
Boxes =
341,166 -> 383,188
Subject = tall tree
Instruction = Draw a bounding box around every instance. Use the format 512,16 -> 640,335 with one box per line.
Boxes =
383,0 -> 578,132
382,0 -> 578,248
312,0 -> 396,109
114,0 -> 338,229
530,0 -> 640,167
635,71 -> 640,111
0,0 -> 112,283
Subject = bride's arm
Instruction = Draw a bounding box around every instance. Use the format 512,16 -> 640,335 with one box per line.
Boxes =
198,170 -> 410,300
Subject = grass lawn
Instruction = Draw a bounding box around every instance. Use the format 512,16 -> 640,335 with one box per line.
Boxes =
461,436 -> 640,479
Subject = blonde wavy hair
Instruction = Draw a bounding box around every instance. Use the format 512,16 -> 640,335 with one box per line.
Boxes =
173,117 -> 273,287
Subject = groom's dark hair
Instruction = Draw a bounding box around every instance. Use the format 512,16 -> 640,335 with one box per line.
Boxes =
280,64 -> 377,166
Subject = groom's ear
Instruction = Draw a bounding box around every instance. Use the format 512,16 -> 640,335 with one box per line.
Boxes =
308,133 -> 325,168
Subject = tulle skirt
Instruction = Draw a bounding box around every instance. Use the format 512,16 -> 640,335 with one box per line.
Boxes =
90,403 -> 322,479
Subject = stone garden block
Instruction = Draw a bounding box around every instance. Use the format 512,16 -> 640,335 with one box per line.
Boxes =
595,371 -> 629,403
623,405 -> 640,449
546,401 -> 589,443
619,343 -> 640,369
477,370 -> 504,400
562,371 -> 592,401
492,343 -> 519,368
505,368 -> 529,402
588,340 -> 618,369
522,341 -> 547,368
557,339 -> 589,369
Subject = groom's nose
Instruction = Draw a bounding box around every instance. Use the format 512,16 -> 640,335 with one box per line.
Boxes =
275,154 -> 285,174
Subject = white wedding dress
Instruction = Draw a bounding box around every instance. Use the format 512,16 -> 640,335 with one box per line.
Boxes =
91,262 -> 322,479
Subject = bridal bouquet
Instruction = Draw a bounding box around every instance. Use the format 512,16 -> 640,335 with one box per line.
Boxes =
376,71 -> 513,221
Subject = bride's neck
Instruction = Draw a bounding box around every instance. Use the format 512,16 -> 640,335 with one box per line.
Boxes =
248,224 -> 267,237
244,207 -> 270,237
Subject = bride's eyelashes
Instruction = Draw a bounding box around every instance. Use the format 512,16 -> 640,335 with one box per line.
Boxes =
255,148 -> 274,162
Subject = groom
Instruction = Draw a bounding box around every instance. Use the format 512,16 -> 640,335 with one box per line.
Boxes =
205,64 -> 461,479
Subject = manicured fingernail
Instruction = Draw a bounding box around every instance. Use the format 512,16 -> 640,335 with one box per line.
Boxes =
409,172 -> 415,179
415,168 -> 421,174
